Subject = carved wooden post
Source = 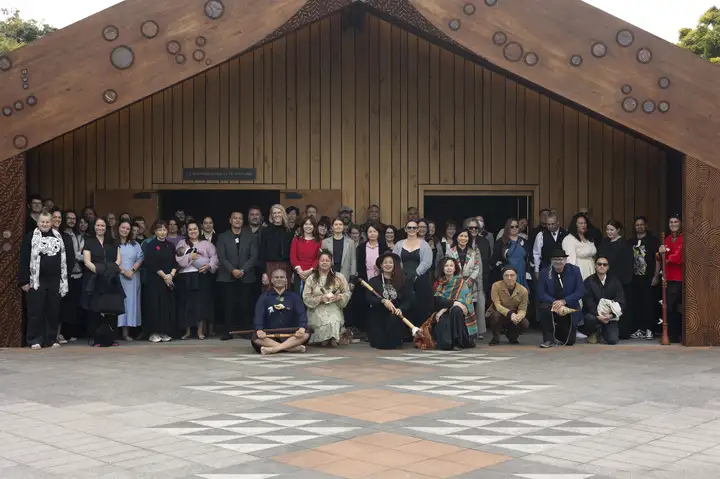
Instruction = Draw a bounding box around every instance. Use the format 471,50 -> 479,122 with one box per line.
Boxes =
683,155 -> 720,346
0,154 -> 26,347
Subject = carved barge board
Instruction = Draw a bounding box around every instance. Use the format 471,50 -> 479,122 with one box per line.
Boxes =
0,0 -> 306,161
410,0 -> 720,171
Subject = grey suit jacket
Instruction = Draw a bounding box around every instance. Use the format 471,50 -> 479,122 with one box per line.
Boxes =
216,229 -> 258,283
321,236 -> 357,280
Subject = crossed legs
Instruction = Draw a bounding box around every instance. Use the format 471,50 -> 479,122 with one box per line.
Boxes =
252,333 -> 310,355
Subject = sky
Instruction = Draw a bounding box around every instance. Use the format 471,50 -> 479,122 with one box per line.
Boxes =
0,0 -> 715,44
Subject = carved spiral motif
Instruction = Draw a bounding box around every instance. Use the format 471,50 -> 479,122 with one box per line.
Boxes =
102,25 -> 119,42
167,40 -> 182,55
0,56 -> 11,71
642,99 -> 655,113
658,76 -> 671,89
449,19 -> 460,31
110,46 -> 135,70
204,0 -> 225,20
622,97 -> 638,112
617,29 -> 634,47
27,95 -> 37,106
2,106 -> 12,117
196,36 -> 207,47
193,49 -> 206,62
659,101 -> 670,113
103,89 -> 118,104
141,20 -> 159,39
13,135 -> 28,149
524,52 -> 539,66
570,54 -> 583,67
13,101 -> 23,111
463,3 -> 476,15
176,54 -> 186,64
503,42 -> 524,62
621,84 -> 632,95
637,47 -> 652,64
591,42 -> 607,58
492,31 -> 507,46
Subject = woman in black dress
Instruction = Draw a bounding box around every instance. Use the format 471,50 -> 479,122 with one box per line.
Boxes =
259,204 -> 295,291
143,220 -> 177,343
366,252 -> 414,349
392,220 -> 433,326
81,217 -> 124,344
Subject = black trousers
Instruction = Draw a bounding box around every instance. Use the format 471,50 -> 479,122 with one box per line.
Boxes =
539,303 -> 576,345
25,280 -> 62,347
618,283 -> 633,340
583,313 -> 619,345
220,281 -> 253,334
666,280 -> 683,342
631,276 -> 654,332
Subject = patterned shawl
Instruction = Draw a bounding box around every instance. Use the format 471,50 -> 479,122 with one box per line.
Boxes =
434,274 -> 476,336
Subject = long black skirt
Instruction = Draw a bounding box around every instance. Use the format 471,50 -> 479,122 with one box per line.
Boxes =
408,272 -> 433,327
143,275 -> 176,336
432,306 -> 475,350
177,272 -> 215,328
367,304 -> 407,349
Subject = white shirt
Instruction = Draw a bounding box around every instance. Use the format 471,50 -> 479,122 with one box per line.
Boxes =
533,230 -> 561,273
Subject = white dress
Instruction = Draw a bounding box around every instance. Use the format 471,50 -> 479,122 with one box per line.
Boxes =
302,272 -> 351,343
562,234 -> 597,280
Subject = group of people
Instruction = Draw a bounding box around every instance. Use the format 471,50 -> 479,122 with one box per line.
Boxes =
19,195 -> 684,352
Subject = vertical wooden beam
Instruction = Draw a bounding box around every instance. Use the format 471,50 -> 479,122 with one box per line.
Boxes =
0,154 -> 25,347
683,156 -> 720,346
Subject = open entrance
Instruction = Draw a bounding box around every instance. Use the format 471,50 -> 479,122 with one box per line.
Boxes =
159,190 -> 281,232
423,189 -> 533,237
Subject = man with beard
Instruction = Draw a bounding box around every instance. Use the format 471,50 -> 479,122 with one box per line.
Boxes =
533,213 -> 568,280
247,206 -> 263,235
360,204 -> 386,238
247,205 -> 264,310
26,195 -> 44,234
338,206 -> 353,235
628,216 -> 661,340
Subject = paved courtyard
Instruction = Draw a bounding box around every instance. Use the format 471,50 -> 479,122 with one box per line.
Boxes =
1,332 -> 720,479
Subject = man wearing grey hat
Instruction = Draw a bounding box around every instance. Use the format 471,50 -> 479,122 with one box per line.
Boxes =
338,206 -> 353,234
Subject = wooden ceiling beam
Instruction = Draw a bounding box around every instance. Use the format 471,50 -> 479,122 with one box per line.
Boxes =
0,0 -> 306,161
410,0 -> 720,169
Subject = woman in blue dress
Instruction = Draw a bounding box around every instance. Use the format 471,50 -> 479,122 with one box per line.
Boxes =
117,220 -> 144,341
491,218 -> 530,288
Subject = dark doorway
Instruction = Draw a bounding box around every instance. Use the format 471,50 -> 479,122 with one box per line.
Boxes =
424,195 -> 531,237
160,190 -> 280,234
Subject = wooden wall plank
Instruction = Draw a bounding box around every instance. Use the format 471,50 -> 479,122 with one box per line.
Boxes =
474,65 -> 484,185
253,49 -> 265,184
129,103 -> 144,190
491,73 -> 506,185
168,87 -> 179,185
273,37 -> 287,185
329,13 -> 342,191
524,89 -> 539,185
548,100 -> 563,221
439,49 -> 454,185
152,93 -> 164,186
39,142 -> 53,200
193,74 -> 207,184
417,37 -> 429,186
85,123 -> 96,206
612,129 -> 625,224
602,124 -> 614,225
205,67 -> 221,184
634,139 -> 649,223
538,96 -> 549,210
407,33 -> 418,214
218,63 -> 230,175
73,129 -> 86,211
577,112 -> 589,209
588,118 -> 604,223
182,79 -> 194,185
320,18 -> 332,190
563,106 -> 578,225
624,133 -> 635,231
286,32 -> 298,190
516,85 -> 525,185
238,56 -> 253,170
453,56 -> 464,184
390,25 -> 401,225
297,28 -> 311,190
63,133 -> 74,208
378,18 -> 392,219
399,29 -> 409,221
263,44 -> 274,183
369,15 -> 380,207
464,61 -> 475,185
341,17 -> 356,211
428,44 -> 440,186
105,114 -> 118,190
482,68 -> 492,185
52,138 -> 63,202
310,23 -> 322,191
142,98 -> 153,190
118,109 -> 130,190
505,80 -> 517,185
356,17 -> 370,218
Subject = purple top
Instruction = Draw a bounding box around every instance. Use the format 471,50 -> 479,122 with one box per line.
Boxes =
167,235 -> 186,247
176,239 -> 219,274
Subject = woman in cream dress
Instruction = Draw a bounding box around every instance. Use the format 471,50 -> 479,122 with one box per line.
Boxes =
303,250 -> 352,346
562,213 -> 597,280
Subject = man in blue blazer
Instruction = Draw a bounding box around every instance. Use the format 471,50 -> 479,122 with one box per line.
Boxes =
537,248 -> 585,347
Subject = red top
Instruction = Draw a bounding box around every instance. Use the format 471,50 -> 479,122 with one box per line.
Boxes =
290,236 -> 321,271
664,233 -> 683,282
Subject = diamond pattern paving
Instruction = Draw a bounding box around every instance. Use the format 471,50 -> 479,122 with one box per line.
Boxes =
390,376 -> 553,401
380,350 -> 515,368
153,411 -> 359,454
210,353 -> 346,368
183,376 -> 350,401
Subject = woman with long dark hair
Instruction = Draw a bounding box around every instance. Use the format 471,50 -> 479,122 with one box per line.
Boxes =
426,257 -> 476,350
598,220 -> 635,340
117,220 -> 143,341
143,220 -> 177,343
393,220 -> 434,327
562,213 -> 597,280
60,210 -> 84,341
302,250 -> 351,347
290,216 -> 321,295
366,251 -> 414,349
317,216 -> 331,241
491,217 -> 530,287
384,225 -> 398,251
176,220 -> 219,340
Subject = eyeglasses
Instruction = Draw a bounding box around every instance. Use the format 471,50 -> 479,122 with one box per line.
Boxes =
509,225 -> 519,229
468,226 -> 478,230
406,226 -> 418,230
596,262 -> 608,267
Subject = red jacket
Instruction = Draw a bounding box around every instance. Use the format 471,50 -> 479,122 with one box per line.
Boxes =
290,236 -> 320,272
663,233 -> 683,282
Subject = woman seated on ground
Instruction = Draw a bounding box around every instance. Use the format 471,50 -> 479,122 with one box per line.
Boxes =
366,251 -> 414,349
302,250 -> 352,347
423,257 -> 476,350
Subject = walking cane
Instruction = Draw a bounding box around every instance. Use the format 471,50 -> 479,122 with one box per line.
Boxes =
657,233 -> 670,346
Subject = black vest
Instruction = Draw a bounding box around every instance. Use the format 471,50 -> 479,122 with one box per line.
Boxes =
541,229 -> 568,268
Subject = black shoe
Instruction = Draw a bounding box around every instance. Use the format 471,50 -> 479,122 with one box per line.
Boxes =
508,338 -> 519,345
489,337 -> 500,346
220,334 -> 233,341
539,341 -> 553,348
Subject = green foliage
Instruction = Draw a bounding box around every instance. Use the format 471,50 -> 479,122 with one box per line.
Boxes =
0,8 -> 57,53
678,6 -> 720,63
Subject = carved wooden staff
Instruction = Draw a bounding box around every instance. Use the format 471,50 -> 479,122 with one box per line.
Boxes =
229,327 -> 313,336
657,232 -> 671,346
358,279 -> 427,342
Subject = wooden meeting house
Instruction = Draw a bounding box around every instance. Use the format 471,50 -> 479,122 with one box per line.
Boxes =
0,0 -> 718,347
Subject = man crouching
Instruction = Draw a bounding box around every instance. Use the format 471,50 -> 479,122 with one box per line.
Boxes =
252,268 -> 310,355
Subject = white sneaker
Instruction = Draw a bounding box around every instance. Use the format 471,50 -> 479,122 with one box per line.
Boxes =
51,343 -> 61,348
161,335 -> 172,342
576,331 -> 587,339
30,344 -> 41,350
57,334 -> 68,344
149,334 -> 162,343
630,329 -> 646,339
645,330 -> 655,340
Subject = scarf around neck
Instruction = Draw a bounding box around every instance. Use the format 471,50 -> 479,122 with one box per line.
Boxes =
434,274 -> 476,335
30,228 -> 68,297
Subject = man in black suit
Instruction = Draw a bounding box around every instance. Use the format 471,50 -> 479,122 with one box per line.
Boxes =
216,211 -> 258,340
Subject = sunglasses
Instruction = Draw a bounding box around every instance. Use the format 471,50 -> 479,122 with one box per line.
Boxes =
596,262 -> 608,267
509,225 -> 519,229
406,226 -> 418,230
468,226 -> 478,230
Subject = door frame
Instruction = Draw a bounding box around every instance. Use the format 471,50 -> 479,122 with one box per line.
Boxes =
419,185 -> 540,223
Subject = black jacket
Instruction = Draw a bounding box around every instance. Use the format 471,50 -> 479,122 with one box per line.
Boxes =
583,273 -> 625,317
258,224 -> 294,271
597,237 -> 634,285
490,237 -> 531,275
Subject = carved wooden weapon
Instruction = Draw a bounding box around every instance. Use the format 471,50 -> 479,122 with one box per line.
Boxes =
358,279 -> 418,333
229,327 -> 314,336
657,233 -> 670,346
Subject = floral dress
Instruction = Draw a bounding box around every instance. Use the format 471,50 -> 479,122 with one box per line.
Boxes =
302,272 -> 351,343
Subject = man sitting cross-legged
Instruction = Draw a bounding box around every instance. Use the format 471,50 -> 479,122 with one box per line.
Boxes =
252,268 -> 310,355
